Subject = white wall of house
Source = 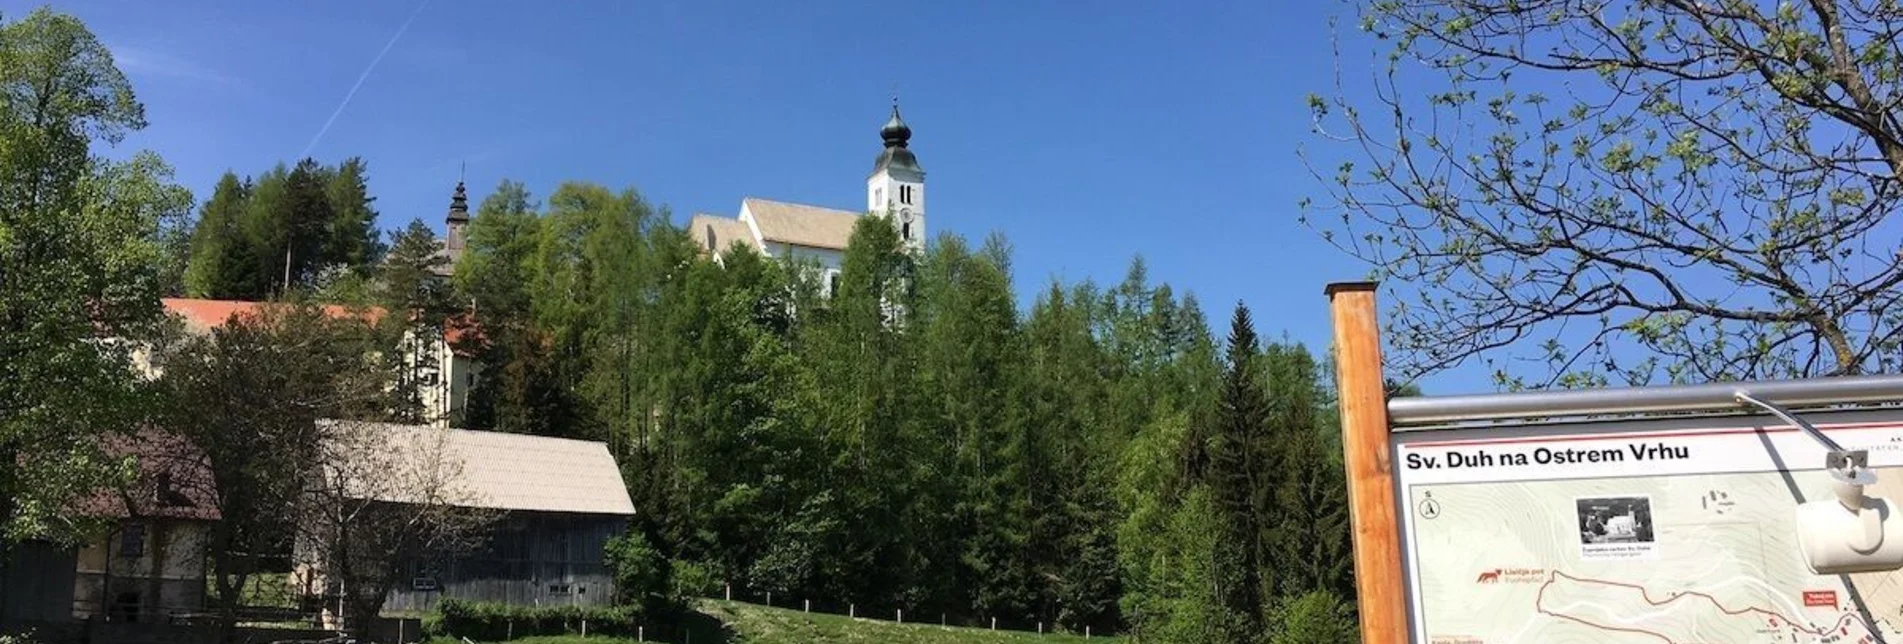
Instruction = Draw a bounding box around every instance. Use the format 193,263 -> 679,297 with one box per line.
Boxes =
74,520 -> 209,622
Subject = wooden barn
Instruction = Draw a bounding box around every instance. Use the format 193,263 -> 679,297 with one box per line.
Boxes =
297,423 -> 636,615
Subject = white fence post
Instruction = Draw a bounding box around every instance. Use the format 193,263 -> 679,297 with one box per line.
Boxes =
897,608 -> 903,624
804,599 -> 810,613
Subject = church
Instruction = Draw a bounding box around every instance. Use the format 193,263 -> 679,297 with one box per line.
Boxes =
434,101 -> 927,290
686,101 -> 928,290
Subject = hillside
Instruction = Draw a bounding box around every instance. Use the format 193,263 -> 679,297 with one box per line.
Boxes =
694,600 -> 1118,643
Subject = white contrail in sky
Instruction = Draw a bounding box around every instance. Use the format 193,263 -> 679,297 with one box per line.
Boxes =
298,0 -> 432,160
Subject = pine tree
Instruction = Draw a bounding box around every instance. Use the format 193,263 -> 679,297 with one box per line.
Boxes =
375,219 -> 453,424
324,156 -> 382,271
1208,302 -> 1272,637
1261,344 -> 1353,601
184,172 -> 257,298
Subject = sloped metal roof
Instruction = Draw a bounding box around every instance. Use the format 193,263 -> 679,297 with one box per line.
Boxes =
326,421 -> 636,516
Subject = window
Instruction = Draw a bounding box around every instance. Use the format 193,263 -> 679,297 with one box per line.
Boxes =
705,225 -> 717,251
828,272 -> 840,296
900,185 -> 911,205
548,583 -> 574,595
874,188 -> 883,207
120,524 -> 146,558
902,222 -> 912,241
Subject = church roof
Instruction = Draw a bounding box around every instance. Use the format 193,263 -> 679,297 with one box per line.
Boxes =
688,213 -> 761,255
742,197 -> 862,251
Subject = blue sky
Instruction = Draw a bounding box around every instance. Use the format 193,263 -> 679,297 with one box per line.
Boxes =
35,0 -> 1497,392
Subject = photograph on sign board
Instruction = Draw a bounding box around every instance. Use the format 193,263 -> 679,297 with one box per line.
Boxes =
1575,496 -> 1655,559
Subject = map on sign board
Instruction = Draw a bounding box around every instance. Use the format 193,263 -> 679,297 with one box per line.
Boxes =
1396,409 -> 1903,644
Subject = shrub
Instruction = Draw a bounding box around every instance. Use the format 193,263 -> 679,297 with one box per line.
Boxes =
670,559 -> 720,599
603,531 -> 670,608
423,599 -> 646,641
1270,590 -> 1357,644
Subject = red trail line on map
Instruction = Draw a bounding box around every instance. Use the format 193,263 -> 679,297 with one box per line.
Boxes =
1533,570 -> 1864,643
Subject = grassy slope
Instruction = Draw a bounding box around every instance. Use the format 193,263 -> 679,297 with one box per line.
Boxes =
696,600 -> 1117,643
427,600 -> 1120,644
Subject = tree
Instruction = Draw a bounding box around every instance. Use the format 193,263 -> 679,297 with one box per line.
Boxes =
323,156 -> 381,272
1206,303 -> 1274,637
377,219 -> 455,424
1259,343 -> 1351,601
272,158 -> 335,291
156,303 -> 387,643
0,7 -> 191,544
913,236 -> 1028,619
184,173 -> 260,298
1306,0 -> 1903,386
455,180 -> 568,434
530,182 -> 666,442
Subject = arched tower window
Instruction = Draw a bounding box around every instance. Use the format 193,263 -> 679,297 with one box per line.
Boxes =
902,222 -> 912,241
705,225 -> 716,251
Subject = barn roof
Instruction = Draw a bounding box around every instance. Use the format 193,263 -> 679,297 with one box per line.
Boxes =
325,421 -> 636,516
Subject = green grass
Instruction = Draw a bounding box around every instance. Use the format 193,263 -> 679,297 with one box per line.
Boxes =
426,637 -> 641,644
427,599 -> 1120,644
695,600 -> 1116,643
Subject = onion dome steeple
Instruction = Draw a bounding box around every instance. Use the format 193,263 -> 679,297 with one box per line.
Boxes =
872,99 -> 923,176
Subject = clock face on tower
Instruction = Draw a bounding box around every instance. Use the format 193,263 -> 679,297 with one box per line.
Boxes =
900,208 -> 914,223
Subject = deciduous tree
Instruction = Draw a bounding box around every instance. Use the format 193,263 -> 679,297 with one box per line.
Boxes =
0,7 -> 190,544
1306,0 -> 1903,385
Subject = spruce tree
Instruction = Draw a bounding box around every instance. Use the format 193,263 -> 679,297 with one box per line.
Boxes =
324,156 -> 382,271
1209,302 -> 1272,636
184,172 -> 255,298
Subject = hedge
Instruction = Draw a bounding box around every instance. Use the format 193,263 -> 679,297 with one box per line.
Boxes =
423,598 -> 647,640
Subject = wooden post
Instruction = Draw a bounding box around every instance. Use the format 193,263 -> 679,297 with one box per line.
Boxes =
1326,282 -> 1407,643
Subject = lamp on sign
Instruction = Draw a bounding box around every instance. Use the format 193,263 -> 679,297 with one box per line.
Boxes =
1739,391 -> 1903,574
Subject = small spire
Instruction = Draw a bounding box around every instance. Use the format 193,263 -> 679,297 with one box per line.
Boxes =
448,180 -> 470,221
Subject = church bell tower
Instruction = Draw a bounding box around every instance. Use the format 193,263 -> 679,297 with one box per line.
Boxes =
867,99 -> 925,250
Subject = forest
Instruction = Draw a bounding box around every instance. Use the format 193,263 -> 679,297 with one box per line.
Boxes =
170,166 -> 1362,641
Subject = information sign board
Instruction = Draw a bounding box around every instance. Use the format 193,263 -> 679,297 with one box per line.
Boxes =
1396,408 -> 1903,644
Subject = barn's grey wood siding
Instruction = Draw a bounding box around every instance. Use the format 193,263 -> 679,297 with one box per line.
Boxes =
383,512 -> 625,612
0,541 -> 77,625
